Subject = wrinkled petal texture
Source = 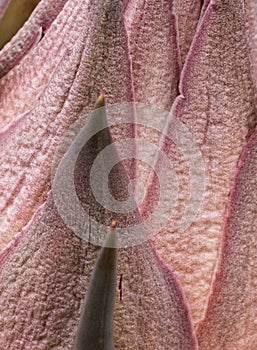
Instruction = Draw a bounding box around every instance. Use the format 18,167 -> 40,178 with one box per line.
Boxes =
0,0 -> 84,128
125,0 -> 180,111
197,126 -> 257,349
0,0 -> 68,82
0,0 -> 133,251
149,0 -> 257,324
0,95 -> 197,349
124,0 -> 181,203
244,0 -> 257,102
174,0 -> 202,65
0,196 -> 196,349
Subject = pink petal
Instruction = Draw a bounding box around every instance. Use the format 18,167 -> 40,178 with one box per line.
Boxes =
124,0 -> 181,196
124,0 -> 180,111
0,97 -> 197,349
174,0 -> 202,65
244,0 -> 257,95
0,201 -> 197,349
148,0 -> 257,324
0,0 -> 133,251
0,0 -> 85,129
197,127 -> 257,349
0,0 -> 68,80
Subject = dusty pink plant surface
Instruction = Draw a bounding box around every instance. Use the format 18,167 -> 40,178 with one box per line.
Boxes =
0,0 -> 257,349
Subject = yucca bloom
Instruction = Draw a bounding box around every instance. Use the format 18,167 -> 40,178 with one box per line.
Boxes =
0,0 -> 257,349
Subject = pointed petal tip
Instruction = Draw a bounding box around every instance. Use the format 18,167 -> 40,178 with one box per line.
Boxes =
95,93 -> 105,109
106,220 -> 118,248
111,219 -> 117,229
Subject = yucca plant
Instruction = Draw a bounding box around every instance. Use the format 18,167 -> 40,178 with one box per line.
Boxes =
0,0 -> 257,349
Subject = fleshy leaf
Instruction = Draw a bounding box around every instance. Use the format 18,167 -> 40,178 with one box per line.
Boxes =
0,96 -> 197,349
147,0 -> 257,324
0,0 -> 68,80
197,127 -> 257,349
0,0 -> 134,251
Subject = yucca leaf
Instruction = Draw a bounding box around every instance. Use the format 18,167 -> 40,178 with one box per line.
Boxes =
73,221 -> 118,350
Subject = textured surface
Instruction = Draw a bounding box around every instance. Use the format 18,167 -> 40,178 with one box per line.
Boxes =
73,221 -> 118,349
197,127 -> 257,349
0,0 -> 41,49
124,0 -> 180,111
0,0 -> 67,80
244,0 -> 257,103
0,196 -> 197,349
148,0 -> 257,324
0,0 -> 133,251
124,0 -> 181,201
0,0 -> 81,128
174,0 -> 202,65
0,105 -> 197,349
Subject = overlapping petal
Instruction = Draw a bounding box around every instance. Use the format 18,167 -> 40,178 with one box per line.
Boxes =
174,0 -> 202,65
197,125 -> 257,349
0,0 -> 83,128
1,0 -> 257,348
0,0 -> 133,251
0,95 -> 197,349
125,0 -> 180,111
244,0 -> 257,99
148,0 -> 257,324
0,0 -> 68,81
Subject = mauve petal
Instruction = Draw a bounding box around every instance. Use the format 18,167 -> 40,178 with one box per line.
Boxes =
0,0 -> 89,129
0,0 -> 79,129
124,0 -> 181,196
0,97 -> 197,349
0,0 -> 68,80
197,127 -> 257,349
124,0 -> 180,111
201,0 -> 211,14
0,0 -> 133,251
174,0 -> 202,65
148,0 -> 257,324
0,202 -> 197,349
122,0 -> 129,11
244,0 -> 257,97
